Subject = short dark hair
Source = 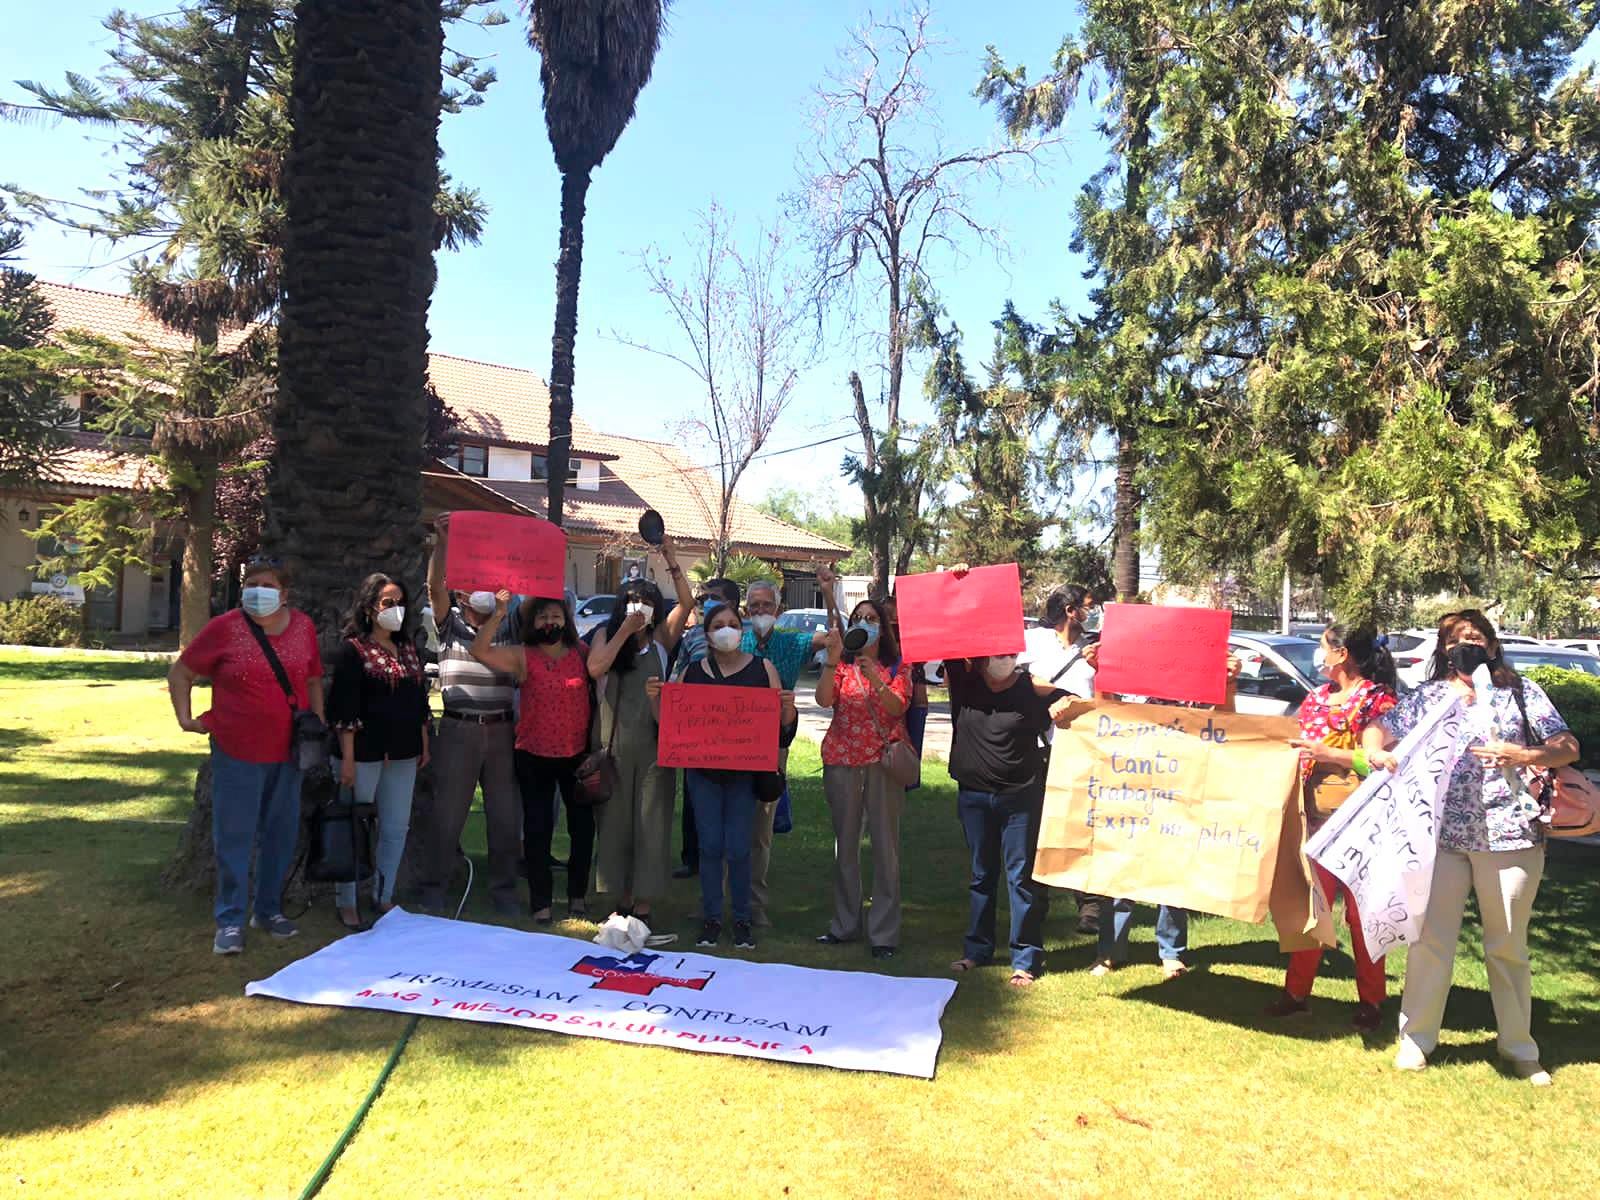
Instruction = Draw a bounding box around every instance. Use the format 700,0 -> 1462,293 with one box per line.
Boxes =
1044,585 -> 1092,630
343,572 -> 408,638
696,577 -> 740,608
242,553 -> 290,590
523,595 -> 578,648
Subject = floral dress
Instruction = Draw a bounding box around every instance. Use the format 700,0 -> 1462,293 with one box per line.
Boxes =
1295,679 -> 1397,781
1381,678 -> 1569,852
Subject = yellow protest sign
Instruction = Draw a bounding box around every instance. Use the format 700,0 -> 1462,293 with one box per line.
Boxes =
1036,701 -> 1306,924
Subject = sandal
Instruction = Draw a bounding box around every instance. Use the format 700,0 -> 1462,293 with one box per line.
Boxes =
1008,971 -> 1037,988
337,909 -> 367,932
949,957 -> 980,974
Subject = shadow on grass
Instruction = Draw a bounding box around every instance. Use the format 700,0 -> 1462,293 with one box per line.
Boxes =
0,747 -> 203,814
0,658 -> 172,683
0,726 -> 51,754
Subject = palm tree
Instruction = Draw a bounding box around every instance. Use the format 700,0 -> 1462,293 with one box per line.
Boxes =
525,0 -> 668,525
264,0 -> 445,633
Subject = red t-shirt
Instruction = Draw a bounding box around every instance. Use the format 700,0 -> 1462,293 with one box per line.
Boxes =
820,661 -> 913,768
516,642 -> 592,758
180,609 -> 324,764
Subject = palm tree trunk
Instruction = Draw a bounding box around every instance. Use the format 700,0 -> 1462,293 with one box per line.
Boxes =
546,166 -> 592,527
178,466 -> 217,647
1112,423 -> 1139,600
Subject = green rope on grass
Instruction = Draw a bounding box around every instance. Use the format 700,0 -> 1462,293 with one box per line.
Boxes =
297,1013 -> 422,1200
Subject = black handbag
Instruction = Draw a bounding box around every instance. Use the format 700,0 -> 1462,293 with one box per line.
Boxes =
305,784 -> 377,884
574,673 -> 619,805
243,612 -> 329,771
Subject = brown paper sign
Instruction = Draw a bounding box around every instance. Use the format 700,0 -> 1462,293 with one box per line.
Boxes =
1036,701 -> 1313,928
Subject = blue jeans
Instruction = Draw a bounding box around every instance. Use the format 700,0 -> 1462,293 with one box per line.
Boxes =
1099,899 -> 1188,964
957,786 -> 1049,974
688,769 -> 757,923
336,757 -> 419,909
210,743 -> 302,928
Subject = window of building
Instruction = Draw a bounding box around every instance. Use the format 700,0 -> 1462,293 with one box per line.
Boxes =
444,443 -> 488,477
532,454 -> 581,483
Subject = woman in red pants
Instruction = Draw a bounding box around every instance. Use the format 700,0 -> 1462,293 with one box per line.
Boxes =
1269,624 -> 1398,1032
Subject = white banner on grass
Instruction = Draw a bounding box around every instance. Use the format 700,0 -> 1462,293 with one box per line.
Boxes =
1305,696 -> 1465,958
246,910 -> 957,1078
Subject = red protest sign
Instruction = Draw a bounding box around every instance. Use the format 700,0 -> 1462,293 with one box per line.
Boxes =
444,511 -> 567,598
1094,604 -> 1232,705
657,683 -> 781,772
894,563 -> 1025,664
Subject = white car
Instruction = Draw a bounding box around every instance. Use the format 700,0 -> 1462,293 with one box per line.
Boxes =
1228,632 -> 1322,717
573,594 -> 616,638
1387,628 -> 1544,689
1556,638 -> 1600,658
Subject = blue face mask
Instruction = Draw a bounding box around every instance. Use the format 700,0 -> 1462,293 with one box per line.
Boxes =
241,586 -> 282,618
847,620 -> 880,649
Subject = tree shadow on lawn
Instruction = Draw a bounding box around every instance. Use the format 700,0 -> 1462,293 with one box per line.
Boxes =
0,748 -> 204,815
0,659 -> 171,684
0,725 -> 51,754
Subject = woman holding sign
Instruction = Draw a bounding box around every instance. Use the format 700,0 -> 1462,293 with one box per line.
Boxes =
587,558 -> 693,927
663,600 -> 790,951
1380,610 -> 1578,1086
1268,625 -> 1398,1030
472,590 -> 594,925
816,599 -> 914,960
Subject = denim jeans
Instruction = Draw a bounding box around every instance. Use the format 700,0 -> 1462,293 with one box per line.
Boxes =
1099,898 -> 1188,964
210,742 -> 302,928
957,786 -> 1049,974
688,769 -> 757,923
335,757 -> 418,910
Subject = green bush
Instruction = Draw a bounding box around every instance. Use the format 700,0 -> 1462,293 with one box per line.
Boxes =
0,594 -> 83,648
1523,667 -> 1600,769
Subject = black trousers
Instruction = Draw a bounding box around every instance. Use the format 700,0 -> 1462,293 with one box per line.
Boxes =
679,769 -> 699,868
514,750 -> 594,909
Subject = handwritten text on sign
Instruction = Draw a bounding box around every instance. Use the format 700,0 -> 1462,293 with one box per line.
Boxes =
1307,697 -> 1463,957
1095,604 -> 1232,706
444,511 -> 567,598
657,683 -> 781,772
1035,701 -> 1301,922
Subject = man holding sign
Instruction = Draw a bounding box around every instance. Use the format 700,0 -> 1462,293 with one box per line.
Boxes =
653,600 -> 793,953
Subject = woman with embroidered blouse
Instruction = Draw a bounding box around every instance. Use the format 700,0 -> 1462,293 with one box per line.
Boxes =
328,573 -> 431,931
1265,624 -> 1397,1030
1377,610 -> 1578,1086
473,589 -> 593,925
814,598 -> 913,960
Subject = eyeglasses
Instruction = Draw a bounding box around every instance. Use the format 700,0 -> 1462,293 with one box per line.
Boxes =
245,553 -> 283,568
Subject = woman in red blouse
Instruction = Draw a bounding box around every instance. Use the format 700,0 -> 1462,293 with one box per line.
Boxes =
815,599 -> 913,959
473,589 -> 592,924
1270,624 -> 1399,1030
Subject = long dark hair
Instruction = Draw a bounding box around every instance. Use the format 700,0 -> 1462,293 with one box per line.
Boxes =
844,598 -> 899,666
343,572 -> 408,639
1427,608 -> 1519,688
1325,623 -> 1397,690
522,595 -> 578,648
603,579 -> 667,673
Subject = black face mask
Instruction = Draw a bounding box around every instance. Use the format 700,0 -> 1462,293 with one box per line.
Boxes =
530,625 -> 564,645
1446,643 -> 1491,675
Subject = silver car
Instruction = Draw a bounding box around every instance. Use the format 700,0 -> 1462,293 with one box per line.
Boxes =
1228,632 -> 1321,716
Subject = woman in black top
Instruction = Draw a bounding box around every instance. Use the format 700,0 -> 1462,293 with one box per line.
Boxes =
328,573 -> 431,930
945,651 -> 1069,986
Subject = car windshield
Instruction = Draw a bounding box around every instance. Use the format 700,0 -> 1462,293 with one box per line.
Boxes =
1385,632 -> 1426,652
1271,641 -> 1320,683
1504,650 -> 1600,675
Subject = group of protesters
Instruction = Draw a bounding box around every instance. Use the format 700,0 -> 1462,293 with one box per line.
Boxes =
168,528 -> 1579,1086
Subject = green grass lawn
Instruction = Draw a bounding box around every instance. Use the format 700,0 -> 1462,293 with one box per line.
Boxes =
2,648 -> 1598,1198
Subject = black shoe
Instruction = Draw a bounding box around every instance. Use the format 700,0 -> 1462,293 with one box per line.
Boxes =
733,921 -> 756,950
696,920 -> 722,948
672,864 -> 695,879
815,932 -> 850,945
870,945 -> 897,961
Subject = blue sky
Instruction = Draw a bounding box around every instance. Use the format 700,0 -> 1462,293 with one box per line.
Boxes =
1,1 -> 1098,508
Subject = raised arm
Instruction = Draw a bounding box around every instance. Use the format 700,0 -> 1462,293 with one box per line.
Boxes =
427,513 -> 451,620
470,589 -> 526,680
816,561 -> 844,633
815,626 -> 844,708
656,535 -> 694,651
589,611 -> 648,679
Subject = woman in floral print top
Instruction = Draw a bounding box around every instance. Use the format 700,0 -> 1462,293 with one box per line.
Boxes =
1377,610 -> 1579,1085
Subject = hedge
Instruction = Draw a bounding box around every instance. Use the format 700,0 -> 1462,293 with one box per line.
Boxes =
1522,667 -> 1600,770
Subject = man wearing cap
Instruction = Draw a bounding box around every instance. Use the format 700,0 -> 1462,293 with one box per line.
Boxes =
421,514 -> 526,915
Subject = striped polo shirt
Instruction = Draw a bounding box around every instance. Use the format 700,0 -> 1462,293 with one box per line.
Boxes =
437,602 -> 523,715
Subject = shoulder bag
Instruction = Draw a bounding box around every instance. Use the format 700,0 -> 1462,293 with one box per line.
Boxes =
244,613 -> 329,772
1305,705 -> 1362,820
1510,686 -> 1600,839
575,666 -> 619,806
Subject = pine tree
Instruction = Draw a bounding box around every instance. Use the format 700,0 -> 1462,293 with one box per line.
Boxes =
0,204 -> 77,495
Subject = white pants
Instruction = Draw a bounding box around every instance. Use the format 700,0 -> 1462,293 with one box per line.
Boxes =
1398,845 -> 1544,1064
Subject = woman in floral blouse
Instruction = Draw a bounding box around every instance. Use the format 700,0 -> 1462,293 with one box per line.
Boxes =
1379,610 -> 1578,1085
815,599 -> 913,959
1268,624 -> 1397,1029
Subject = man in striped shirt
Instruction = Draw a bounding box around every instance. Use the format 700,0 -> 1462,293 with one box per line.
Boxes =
421,515 -> 526,915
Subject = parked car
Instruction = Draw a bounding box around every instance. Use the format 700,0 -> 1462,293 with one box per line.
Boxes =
573,593 -> 616,638
1228,632 -> 1322,717
1388,628 -> 1543,689
776,608 -> 832,672
1501,646 -> 1600,677
1556,638 -> 1600,658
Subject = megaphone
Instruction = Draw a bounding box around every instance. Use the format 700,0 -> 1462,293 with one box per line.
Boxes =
842,624 -> 871,654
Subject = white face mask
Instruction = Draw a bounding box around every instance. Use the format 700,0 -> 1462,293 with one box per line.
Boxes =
467,590 -> 496,615
985,655 -> 1018,681
750,613 -> 777,636
627,601 -> 652,620
241,586 -> 282,619
375,605 -> 405,632
708,626 -> 743,653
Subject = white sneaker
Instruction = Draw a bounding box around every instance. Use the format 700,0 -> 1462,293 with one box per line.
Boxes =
1509,1059 -> 1553,1087
1088,959 -> 1116,977
1394,1041 -> 1429,1072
